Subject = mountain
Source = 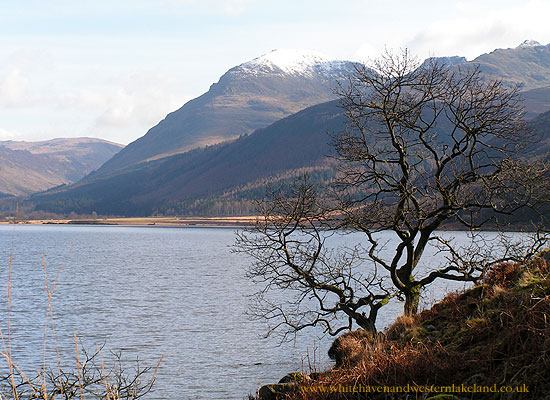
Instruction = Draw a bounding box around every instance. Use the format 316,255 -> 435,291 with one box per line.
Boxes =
421,55 -> 467,68
29,103 -> 550,217
86,43 -> 550,178
31,100 -> 344,216
0,138 -> 123,196
468,40 -> 550,119
521,86 -> 550,119
471,40 -> 550,90
95,49 -> 358,176
422,43 -> 550,119
28,44 -> 550,217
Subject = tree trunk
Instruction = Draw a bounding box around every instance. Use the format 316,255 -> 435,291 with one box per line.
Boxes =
404,286 -> 420,316
357,318 -> 377,337
355,312 -> 378,334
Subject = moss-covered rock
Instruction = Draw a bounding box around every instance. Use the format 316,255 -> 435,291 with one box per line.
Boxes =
258,382 -> 297,400
278,372 -> 306,384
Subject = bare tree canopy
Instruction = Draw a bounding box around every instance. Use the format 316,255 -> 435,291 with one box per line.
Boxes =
236,181 -> 393,338
235,49 -> 550,339
333,49 -> 549,315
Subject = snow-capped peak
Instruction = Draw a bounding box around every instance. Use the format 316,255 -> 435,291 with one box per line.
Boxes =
239,49 -> 349,75
518,40 -> 542,48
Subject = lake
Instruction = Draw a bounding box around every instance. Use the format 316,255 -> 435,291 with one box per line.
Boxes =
0,225 -> 496,399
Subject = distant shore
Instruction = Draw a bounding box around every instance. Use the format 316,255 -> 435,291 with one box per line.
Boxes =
0,216 -> 259,227
0,216 -> 536,231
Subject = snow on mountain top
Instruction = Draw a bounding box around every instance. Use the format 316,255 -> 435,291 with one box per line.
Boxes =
240,49 -> 351,75
518,40 -> 542,48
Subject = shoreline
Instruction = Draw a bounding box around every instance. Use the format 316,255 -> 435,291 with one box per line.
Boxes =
0,217 -> 535,231
0,216 -> 260,227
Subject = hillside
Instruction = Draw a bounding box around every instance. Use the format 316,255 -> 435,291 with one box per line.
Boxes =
0,138 -> 123,196
27,43 -> 550,217
94,49 -> 357,176
472,40 -> 550,90
522,86 -> 550,119
258,251 -> 550,399
30,104 -> 550,217
31,100 -> 344,216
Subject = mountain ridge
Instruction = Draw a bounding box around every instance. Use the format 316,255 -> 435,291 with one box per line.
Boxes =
0,138 -> 123,196
26,43 -> 550,216
471,40 -> 550,90
94,49 -> 358,176
239,48 -> 353,75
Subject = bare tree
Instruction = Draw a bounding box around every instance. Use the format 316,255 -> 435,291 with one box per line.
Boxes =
235,49 -> 549,340
333,49 -> 549,315
236,180 -> 393,337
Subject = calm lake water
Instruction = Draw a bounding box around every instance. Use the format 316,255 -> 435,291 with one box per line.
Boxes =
0,225 -> 500,399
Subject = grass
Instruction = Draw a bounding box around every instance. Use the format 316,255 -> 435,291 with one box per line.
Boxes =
274,251 -> 550,400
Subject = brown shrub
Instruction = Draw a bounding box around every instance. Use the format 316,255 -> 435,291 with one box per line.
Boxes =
327,330 -> 377,368
296,341 -> 454,400
290,262 -> 550,400
384,314 -> 417,341
527,254 -> 549,275
482,262 -> 522,288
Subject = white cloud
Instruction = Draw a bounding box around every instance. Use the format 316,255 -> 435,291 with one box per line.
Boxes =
0,127 -> 21,140
167,0 -> 254,15
221,0 -> 253,16
353,42 -> 385,64
0,53 -> 193,144
2,0 -> 550,145
90,69 -> 192,131
0,67 -> 32,107
94,88 -> 190,129
55,89 -> 106,110
403,0 -> 550,60
347,0 -> 550,63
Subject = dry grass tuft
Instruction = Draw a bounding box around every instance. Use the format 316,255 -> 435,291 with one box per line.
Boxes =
327,330 -> 372,368
384,315 -> 417,341
482,261 -> 522,288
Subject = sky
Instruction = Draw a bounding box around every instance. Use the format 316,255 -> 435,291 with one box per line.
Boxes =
1,0 -> 550,145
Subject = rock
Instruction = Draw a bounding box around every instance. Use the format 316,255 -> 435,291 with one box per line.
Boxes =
278,372 -> 304,384
424,324 -> 436,332
258,382 -> 297,400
